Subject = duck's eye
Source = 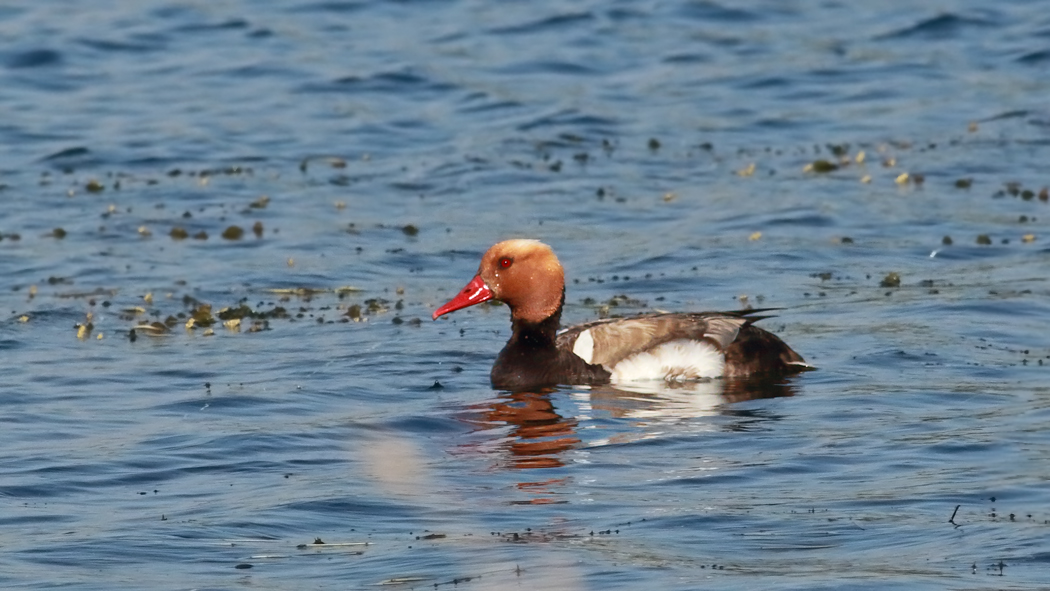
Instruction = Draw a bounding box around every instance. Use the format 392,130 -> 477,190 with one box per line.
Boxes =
499,257 -> 512,269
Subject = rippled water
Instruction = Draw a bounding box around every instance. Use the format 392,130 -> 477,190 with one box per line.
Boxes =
3,1 -> 1050,589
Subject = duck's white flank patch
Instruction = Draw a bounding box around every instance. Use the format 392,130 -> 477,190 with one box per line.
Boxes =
610,339 -> 725,383
572,329 -> 595,364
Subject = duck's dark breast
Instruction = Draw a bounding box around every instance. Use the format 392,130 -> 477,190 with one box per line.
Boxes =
491,342 -> 611,391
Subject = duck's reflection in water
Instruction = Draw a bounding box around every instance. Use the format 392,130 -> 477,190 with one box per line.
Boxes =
588,377 -> 798,420
461,378 -> 800,477
465,390 -> 580,470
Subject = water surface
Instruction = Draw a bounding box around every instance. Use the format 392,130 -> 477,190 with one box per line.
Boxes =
2,0 -> 1050,589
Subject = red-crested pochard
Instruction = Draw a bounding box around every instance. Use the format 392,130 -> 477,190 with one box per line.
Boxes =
433,239 -> 810,391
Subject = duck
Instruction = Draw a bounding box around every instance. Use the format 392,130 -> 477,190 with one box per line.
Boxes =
433,239 -> 810,391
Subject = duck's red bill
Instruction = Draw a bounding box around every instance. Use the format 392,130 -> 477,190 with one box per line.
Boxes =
433,275 -> 494,320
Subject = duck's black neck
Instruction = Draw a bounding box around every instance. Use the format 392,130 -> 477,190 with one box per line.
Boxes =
508,290 -> 564,349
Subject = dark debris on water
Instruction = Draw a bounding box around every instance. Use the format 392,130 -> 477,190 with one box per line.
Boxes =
17,283 -> 407,342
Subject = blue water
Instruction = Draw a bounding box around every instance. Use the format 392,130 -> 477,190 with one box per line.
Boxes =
3,0 -> 1050,589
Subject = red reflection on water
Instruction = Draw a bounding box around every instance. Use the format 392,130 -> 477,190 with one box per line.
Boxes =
513,477 -> 572,505
464,390 -> 580,470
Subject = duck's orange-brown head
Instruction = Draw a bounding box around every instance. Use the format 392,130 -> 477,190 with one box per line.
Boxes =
433,239 -> 565,324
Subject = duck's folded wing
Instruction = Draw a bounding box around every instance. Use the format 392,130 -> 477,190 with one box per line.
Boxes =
557,313 -> 750,368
